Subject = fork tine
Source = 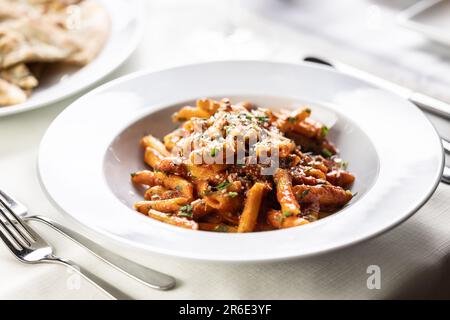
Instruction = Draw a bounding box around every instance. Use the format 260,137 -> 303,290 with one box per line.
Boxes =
0,189 -> 28,216
0,189 -> 37,244
0,202 -> 33,246
443,139 -> 450,154
0,210 -> 24,252
0,198 -> 49,249
0,190 -> 34,241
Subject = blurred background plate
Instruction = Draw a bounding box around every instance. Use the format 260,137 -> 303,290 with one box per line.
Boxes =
0,0 -> 145,117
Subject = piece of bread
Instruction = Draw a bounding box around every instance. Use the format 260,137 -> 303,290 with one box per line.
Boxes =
0,78 -> 27,106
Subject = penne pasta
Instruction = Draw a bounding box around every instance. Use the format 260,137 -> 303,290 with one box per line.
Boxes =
141,134 -> 170,156
157,157 -> 187,176
191,199 -> 215,220
147,209 -> 198,230
292,118 -> 324,139
144,147 -> 165,168
304,167 -> 327,180
203,193 -> 239,211
267,209 -> 309,229
237,182 -> 267,233
134,197 -> 188,214
172,106 -> 210,122
274,168 -> 300,216
196,98 -> 221,114
292,184 -> 353,208
144,185 -> 168,200
326,170 -> 355,188
188,162 -> 225,182
131,98 -> 355,232
199,223 -> 237,233
154,171 -> 194,201
131,170 -> 162,186
163,128 -> 184,150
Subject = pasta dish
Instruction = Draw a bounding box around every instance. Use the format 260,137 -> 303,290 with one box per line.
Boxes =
131,98 -> 355,232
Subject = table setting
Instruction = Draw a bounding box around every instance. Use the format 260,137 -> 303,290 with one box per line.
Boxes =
1,0 -> 450,300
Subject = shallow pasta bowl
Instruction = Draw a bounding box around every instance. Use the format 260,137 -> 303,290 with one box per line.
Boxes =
38,61 -> 444,262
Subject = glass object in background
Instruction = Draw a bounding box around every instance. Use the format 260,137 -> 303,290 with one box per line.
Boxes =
184,0 -> 272,60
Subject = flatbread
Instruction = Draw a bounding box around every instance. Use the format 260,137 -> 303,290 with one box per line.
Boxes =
62,0 -> 110,65
0,0 -> 38,21
0,78 -> 27,106
0,0 -> 110,107
1,0 -> 81,15
0,63 -> 38,89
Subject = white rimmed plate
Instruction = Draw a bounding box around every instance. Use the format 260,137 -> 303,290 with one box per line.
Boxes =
38,61 -> 444,262
0,0 -> 144,117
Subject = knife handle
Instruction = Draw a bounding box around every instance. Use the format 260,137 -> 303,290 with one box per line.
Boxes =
409,92 -> 450,120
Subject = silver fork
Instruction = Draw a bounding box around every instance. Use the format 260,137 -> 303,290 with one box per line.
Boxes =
0,189 -> 176,291
0,197 -> 132,300
0,188 -> 176,291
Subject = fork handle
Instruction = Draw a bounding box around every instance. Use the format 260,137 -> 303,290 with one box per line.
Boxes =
26,215 -> 175,290
44,256 -> 132,300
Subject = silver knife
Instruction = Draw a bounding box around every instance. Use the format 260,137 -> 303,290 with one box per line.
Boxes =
303,56 -> 450,119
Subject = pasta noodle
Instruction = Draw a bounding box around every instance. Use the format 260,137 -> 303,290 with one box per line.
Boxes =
274,169 -> 300,216
237,182 -> 267,233
131,98 -> 355,232
134,198 -> 188,214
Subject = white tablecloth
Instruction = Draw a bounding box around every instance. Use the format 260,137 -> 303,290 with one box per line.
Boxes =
1,0 -> 450,299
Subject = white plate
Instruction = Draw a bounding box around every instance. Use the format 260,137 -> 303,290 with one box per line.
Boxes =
0,0 -> 144,117
38,61 -> 444,262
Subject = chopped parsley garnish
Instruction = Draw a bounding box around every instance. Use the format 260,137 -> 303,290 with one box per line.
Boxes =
283,211 -> 293,217
178,212 -> 193,218
321,126 -> 329,136
287,116 -> 297,123
175,185 -> 183,191
165,191 -> 176,198
299,189 -> 310,199
215,180 -> 231,190
178,205 -> 193,218
130,172 -> 137,178
341,161 -> 349,170
214,225 -> 229,232
210,148 -> 218,157
322,148 -> 333,158
227,192 -> 238,198
224,125 -> 232,134
276,214 -> 285,223
255,115 -> 269,122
